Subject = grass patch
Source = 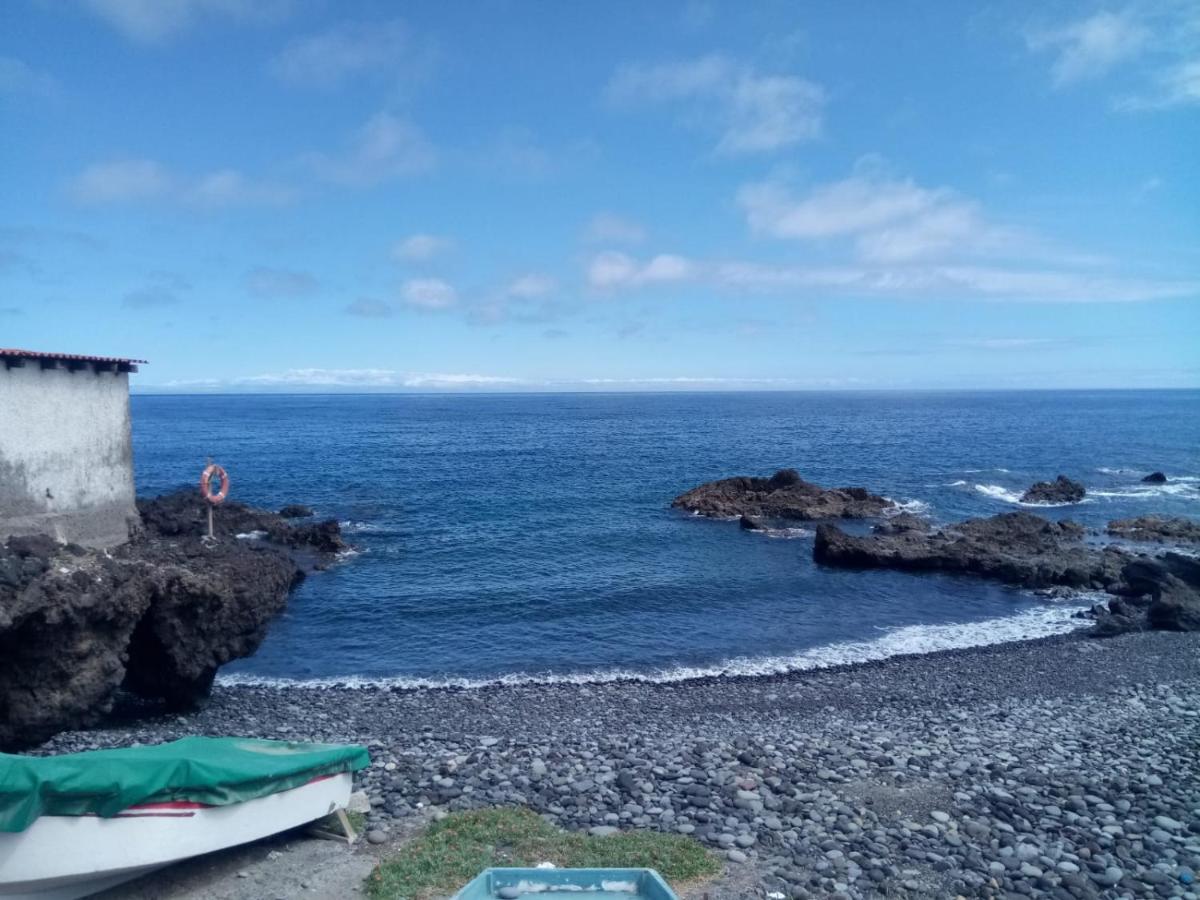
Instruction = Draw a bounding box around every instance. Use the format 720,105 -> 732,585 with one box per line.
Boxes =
365,807 -> 719,900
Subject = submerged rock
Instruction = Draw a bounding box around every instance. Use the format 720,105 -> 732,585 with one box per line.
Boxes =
278,503 -> 315,518
673,469 -> 893,521
1020,475 -> 1086,505
1141,471 -> 1168,484
0,490 -> 346,749
813,511 -> 1127,590
1106,515 -> 1200,545
739,515 -> 767,532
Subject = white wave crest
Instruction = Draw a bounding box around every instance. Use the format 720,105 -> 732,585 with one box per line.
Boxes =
973,484 -> 1092,507
884,498 -> 931,516
339,520 -> 383,533
947,480 -> 969,487
216,604 -> 1090,692
1091,483 -> 1199,500
974,483 -> 1023,503
765,527 -> 812,539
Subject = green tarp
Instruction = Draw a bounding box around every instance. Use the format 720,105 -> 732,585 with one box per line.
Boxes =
0,736 -> 369,833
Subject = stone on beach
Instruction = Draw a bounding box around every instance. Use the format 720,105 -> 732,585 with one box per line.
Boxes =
35,629 -> 1200,900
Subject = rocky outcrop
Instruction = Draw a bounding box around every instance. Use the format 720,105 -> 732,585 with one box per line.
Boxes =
673,469 -> 894,521
1141,472 -> 1168,484
1020,475 -> 1086,505
813,512 -> 1128,590
279,504 -> 315,518
1107,516 -> 1200,544
0,491 -> 346,749
871,512 -> 931,535
739,515 -> 767,532
1091,555 -> 1200,635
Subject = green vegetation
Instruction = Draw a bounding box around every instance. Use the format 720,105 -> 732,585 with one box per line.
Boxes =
365,807 -> 719,900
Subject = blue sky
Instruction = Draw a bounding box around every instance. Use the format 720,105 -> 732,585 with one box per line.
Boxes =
1,0 -> 1197,391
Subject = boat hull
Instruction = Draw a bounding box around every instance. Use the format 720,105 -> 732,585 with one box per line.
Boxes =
0,772 -> 352,900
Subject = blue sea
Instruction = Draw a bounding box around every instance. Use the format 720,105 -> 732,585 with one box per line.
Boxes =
130,391 -> 1200,687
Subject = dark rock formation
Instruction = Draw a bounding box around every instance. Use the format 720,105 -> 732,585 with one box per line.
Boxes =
0,538 -> 150,750
871,513 -> 931,535
279,504 -> 315,518
0,490 -> 346,749
137,492 -> 346,559
1020,475 -> 1086,505
1091,555 -> 1200,635
673,469 -> 894,521
739,515 -> 767,532
1106,516 -> 1200,545
813,512 -> 1127,590
1141,471 -> 1168,484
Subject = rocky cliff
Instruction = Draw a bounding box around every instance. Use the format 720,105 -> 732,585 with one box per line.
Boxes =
0,491 -> 346,749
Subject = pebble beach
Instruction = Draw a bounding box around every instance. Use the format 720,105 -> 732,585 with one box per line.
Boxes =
40,629 -> 1200,900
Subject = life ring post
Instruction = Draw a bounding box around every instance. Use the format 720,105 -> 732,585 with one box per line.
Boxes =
199,460 -> 230,540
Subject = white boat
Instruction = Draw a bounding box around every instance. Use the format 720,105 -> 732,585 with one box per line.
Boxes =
0,737 -> 368,900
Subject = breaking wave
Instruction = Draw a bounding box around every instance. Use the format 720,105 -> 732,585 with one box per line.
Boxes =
217,603 -> 1091,691
972,484 -> 1091,507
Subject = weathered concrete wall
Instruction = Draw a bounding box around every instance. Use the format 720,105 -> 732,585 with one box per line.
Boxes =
0,365 -> 138,547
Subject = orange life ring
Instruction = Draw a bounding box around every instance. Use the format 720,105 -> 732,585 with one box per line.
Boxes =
200,464 -> 230,505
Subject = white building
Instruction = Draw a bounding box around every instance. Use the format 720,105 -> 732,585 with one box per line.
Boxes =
0,348 -> 144,548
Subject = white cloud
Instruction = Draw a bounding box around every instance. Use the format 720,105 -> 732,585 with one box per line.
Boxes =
67,159 -> 293,207
1117,58 -> 1200,109
306,113 -> 435,186
400,277 -> 457,310
78,0 -> 292,43
0,56 -> 58,98
738,168 -> 1016,263
1027,5 -> 1200,109
606,55 -> 824,154
1027,11 -> 1149,85
245,267 -> 318,298
505,273 -> 557,299
585,213 -> 646,244
231,368 -> 523,388
269,19 -> 426,88
584,251 -> 1195,303
392,233 -> 452,262
344,298 -> 393,318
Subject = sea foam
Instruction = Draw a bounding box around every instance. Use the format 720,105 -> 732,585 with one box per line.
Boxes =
217,602 -> 1091,692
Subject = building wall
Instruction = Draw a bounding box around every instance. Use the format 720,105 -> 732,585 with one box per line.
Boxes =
0,364 -> 138,548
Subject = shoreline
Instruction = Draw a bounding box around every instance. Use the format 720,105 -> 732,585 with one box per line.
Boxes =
38,629 -> 1200,899
212,601 -> 1099,693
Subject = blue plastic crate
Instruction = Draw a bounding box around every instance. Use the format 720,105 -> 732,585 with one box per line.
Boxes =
451,867 -> 680,899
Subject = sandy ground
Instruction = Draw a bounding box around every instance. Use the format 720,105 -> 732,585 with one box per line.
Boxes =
94,819 -> 751,900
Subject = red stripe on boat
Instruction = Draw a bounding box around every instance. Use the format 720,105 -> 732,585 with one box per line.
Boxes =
122,773 -> 339,813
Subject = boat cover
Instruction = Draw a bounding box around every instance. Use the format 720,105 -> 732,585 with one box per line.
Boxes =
0,736 -> 369,833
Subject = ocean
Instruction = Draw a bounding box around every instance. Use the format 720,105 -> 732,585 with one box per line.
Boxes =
130,390 -> 1200,687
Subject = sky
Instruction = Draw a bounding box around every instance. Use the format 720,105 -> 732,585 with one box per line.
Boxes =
1,0 -> 1198,391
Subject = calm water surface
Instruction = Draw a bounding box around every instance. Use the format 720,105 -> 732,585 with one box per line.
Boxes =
130,391 -> 1200,685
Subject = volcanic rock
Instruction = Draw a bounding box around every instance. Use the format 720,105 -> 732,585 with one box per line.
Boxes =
1093,555 -> 1200,634
279,504 -> 315,518
673,469 -> 893,521
739,515 -> 767,532
1020,475 -> 1086,505
1141,471 -> 1168,484
871,512 -> 931,535
0,490 -> 346,749
1107,515 -> 1200,544
813,511 -> 1127,590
